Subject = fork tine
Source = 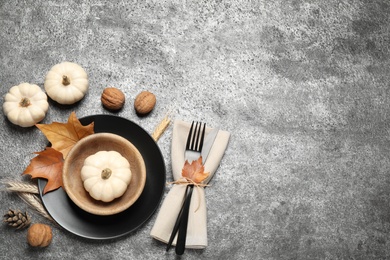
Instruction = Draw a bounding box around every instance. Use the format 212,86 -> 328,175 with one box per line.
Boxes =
185,121 -> 195,151
192,122 -> 200,151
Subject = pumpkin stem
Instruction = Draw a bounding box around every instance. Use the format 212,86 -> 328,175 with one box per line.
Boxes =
101,168 -> 112,180
62,75 -> 70,86
19,97 -> 31,107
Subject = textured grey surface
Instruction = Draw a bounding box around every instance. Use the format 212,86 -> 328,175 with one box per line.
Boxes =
1,0 -> 390,259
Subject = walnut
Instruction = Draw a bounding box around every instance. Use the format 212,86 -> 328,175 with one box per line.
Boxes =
134,91 -> 156,115
27,223 -> 52,247
101,87 -> 125,110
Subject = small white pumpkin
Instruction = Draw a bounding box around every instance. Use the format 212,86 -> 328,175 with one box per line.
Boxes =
3,83 -> 49,127
81,151 -> 132,202
44,62 -> 88,105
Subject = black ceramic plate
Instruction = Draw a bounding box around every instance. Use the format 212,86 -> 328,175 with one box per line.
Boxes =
37,115 -> 166,240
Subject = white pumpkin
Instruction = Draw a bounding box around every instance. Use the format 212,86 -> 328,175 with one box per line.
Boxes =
3,83 -> 49,127
44,62 -> 88,105
81,151 -> 132,202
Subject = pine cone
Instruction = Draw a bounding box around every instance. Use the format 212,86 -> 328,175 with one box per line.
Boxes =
3,209 -> 31,229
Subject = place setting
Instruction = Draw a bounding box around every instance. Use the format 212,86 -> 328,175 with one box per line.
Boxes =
1,61 -> 230,254
30,116 -> 229,254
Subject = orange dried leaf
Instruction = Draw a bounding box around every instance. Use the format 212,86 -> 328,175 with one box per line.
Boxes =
23,147 -> 64,194
36,112 -> 94,159
181,157 -> 209,183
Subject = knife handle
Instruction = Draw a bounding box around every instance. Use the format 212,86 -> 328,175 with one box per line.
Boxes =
175,185 -> 194,255
166,185 -> 191,252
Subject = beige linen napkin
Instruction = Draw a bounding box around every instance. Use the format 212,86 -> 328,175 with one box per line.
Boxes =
150,120 -> 230,249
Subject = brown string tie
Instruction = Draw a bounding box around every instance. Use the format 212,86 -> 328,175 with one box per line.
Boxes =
167,177 -> 210,212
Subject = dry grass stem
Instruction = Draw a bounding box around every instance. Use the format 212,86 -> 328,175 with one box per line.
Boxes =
152,115 -> 171,142
2,180 -> 39,194
17,192 -> 54,222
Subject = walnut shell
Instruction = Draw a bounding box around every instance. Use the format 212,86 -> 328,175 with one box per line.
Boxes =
101,87 -> 125,110
134,91 -> 156,115
27,223 -> 52,247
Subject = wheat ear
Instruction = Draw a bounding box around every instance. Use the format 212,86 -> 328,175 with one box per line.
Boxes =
17,192 -> 54,222
1,180 -> 39,194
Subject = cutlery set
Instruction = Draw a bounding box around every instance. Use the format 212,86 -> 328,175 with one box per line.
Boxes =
166,121 -> 217,255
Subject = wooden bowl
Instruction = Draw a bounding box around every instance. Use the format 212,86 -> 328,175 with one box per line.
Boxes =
62,133 -> 146,216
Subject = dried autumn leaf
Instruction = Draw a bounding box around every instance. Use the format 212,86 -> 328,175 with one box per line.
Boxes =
23,147 -> 64,194
181,156 -> 209,183
36,111 -> 94,159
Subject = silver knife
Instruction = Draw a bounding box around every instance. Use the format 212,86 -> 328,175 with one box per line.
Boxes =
200,127 -> 219,164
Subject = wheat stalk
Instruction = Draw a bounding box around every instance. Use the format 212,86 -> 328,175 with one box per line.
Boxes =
152,114 -> 171,142
1,180 -> 39,194
17,192 -> 54,222
0,179 -> 54,222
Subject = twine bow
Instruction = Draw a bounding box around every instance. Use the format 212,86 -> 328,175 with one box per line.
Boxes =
167,177 -> 210,212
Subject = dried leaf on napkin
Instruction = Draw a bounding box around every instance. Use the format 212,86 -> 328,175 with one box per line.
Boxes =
182,157 -> 209,183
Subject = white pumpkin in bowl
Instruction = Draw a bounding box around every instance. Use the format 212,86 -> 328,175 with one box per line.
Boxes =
81,150 -> 132,202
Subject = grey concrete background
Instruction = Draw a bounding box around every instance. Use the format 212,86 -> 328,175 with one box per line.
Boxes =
1,0 -> 390,259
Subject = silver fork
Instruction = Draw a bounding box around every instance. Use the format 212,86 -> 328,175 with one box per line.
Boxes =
166,121 -> 206,254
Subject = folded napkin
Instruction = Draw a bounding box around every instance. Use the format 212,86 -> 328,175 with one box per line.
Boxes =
150,120 -> 230,249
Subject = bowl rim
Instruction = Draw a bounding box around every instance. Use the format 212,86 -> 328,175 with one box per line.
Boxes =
62,132 -> 146,216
